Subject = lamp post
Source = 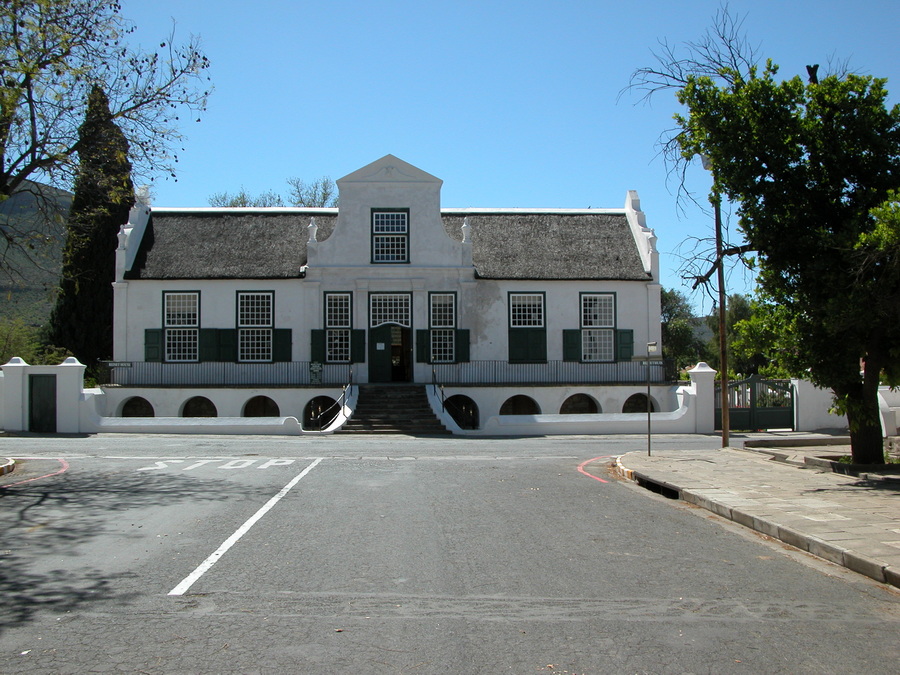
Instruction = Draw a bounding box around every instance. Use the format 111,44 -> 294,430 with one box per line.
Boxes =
647,341 -> 658,456
701,156 -> 730,449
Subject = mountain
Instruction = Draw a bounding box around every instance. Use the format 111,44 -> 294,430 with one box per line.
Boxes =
0,183 -> 72,325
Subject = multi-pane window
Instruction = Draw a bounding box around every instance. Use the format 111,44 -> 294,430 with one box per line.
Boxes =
164,292 -> 199,362
325,293 -> 352,363
370,293 -> 411,327
430,293 -> 456,363
581,293 -> 615,362
238,292 -> 273,362
510,294 -> 544,327
372,210 -> 409,263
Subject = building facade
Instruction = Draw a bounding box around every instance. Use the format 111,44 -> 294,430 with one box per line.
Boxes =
104,155 -> 665,430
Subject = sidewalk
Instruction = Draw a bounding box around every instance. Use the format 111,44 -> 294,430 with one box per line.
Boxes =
617,443 -> 900,589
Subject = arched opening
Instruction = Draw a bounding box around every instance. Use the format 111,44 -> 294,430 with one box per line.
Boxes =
243,395 -> 280,417
499,395 -> 541,415
304,396 -> 339,430
623,393 -> 654,413
560,394 -> 599,414
445,395 -> 479,430
121,396 -> 154,417
182,396 -> 217,417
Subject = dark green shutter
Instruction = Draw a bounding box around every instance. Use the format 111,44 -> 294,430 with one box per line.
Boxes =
455,329 -> 470,363
616,329 -> 634,361
508,328 -> 528,362
563,329 -> 581,362
350,329 -> 366,363
199,329 -> 218,362
273,329 -> 292,362
509,327 -> 546,363
416,329 -> 430,363
218,329 -> 237,362
145,329 -> 162,362
310,329 -> 325,363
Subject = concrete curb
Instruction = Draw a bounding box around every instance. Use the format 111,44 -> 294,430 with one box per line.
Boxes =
0,458 -> 15,476
615,455 -> 900,589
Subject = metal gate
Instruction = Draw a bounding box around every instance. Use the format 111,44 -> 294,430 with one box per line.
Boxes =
715,374 -> 794,431
29,374 -> 57,433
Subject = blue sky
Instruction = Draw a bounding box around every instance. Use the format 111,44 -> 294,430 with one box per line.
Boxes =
120,0 -> 900,311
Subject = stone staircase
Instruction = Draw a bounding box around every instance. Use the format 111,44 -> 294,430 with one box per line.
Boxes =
339,384 -> 452,435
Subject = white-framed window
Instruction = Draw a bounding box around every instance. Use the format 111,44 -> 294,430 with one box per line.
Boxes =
430,293 -> 456,363
164,292 -> 199,362
325,292 -> 352,363
430,293 -> 455,328
582,329 -> 615,362
238,292 -> 273,362
580,293 -> 615,362
372,210 -> 409,263
510,293 -> 544,327
370,293 -> 411,328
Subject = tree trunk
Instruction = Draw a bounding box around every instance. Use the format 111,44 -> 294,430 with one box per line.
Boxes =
842,356 -> 885,465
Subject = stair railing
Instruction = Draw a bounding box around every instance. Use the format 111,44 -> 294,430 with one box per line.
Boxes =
309,365 -> 354,431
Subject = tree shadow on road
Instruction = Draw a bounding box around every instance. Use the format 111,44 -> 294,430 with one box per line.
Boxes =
0,467 -> 267,635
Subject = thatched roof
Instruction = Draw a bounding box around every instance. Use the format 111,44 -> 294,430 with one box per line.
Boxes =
124,209 -> 337,280
442,210 -> 648,280
125,208 -> 648,281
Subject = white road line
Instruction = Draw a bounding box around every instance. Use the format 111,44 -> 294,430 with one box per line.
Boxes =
168,457 -> 325,596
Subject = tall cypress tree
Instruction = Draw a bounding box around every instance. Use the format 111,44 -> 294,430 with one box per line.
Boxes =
48,85 -> 134,369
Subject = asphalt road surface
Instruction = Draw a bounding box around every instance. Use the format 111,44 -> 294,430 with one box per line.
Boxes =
1,434 -> 898,674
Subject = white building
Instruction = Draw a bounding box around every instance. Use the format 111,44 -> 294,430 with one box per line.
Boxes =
102,154 -> 665,433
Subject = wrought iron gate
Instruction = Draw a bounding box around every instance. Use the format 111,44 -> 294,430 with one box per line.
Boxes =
715,374 -> 795,431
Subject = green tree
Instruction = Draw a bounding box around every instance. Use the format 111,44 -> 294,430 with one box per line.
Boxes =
660,288 -> 704,371
731,294 -> 798,380
47,85 -> 133,369
703,293 -> 767,377
675,62 -> 900,464
0,0 -> 210,281
208,177 -> 338,208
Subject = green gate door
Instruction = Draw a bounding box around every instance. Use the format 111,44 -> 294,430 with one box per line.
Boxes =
29,374 -> 57,433
716,374 -> 794,431
368,324 -> 411,383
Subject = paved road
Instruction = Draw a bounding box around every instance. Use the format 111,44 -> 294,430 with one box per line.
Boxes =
1,434 -> 898,673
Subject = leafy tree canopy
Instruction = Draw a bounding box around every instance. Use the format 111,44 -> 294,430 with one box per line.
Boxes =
675,61 -> 900,463
0,0 -> 210,279
660,287 -> 705,371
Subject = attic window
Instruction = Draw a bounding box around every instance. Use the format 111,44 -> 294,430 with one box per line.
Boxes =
372,209 -> 409,263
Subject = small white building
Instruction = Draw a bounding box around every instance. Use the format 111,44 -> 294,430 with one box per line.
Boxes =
103,154 -> 666,432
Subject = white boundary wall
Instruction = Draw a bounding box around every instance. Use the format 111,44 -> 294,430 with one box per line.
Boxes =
1,358 -> 854,436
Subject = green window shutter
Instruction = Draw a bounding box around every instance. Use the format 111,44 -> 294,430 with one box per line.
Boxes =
273,329 -> 292,362
508,328 -> 528,363
416,329 -> 430,363
528,328 -> 547,362
310,330 -> 325,363
145,329 -> 162,362
616,329 -> 634,362
563,329 -> 581,362
218,329 -> 237,362
509,328 -> 546,363
350,329 -> 366,363
455,329 -> 470,363
199,328 -> 219,362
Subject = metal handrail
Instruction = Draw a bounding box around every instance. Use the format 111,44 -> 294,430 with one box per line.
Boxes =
309,366 -> 354,431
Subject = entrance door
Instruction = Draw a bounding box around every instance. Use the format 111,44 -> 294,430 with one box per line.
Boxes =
29,374 -> 57,433
369,324 -> 412,383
